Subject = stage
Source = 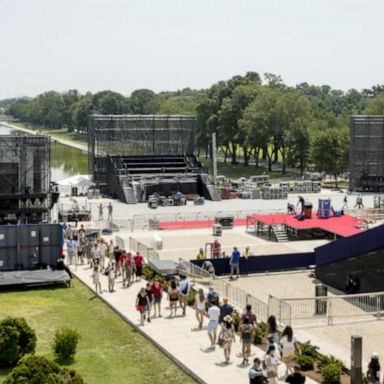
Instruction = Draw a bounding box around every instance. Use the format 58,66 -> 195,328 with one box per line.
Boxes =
246,213 -> 364,237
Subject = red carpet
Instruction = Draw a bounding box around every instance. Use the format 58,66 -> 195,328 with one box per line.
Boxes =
158,218 -> 247,230
247,214 -> 363,237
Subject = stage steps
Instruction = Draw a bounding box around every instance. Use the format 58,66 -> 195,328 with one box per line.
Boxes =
122,186 -> 137,204
272,224 -> 289,242
206,184 -> 221,201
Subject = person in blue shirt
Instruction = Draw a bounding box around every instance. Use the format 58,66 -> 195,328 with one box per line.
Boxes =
229,246 -> 241,279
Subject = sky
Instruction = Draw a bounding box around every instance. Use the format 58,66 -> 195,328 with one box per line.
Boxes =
0,0 -> 383,99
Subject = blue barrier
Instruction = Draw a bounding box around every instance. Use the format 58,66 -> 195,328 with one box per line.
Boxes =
191,252 -> 316,276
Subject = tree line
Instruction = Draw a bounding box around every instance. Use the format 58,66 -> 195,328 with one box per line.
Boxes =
5,73 -> 384,177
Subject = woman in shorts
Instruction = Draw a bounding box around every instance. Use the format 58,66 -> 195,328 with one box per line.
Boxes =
240,316 -> 255,365
194,288 -> 206,329
136,287 -> 150,326
168,279 -> 179,317
280,325 -> 297,376
151,277 -> 163,317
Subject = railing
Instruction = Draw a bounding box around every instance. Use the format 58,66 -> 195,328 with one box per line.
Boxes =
129,236 -> 159,263
115,235 -> 125,249
110,208 -> 285,232
178,258 -> 269,323
273,291 -> 384,327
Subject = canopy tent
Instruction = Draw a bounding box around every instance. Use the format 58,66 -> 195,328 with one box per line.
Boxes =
57,175 -> 94,196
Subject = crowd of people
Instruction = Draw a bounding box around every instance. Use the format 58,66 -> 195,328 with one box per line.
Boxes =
64,225 -> 380,384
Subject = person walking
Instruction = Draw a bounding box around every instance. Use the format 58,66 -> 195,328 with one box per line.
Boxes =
367,352 -> 381,384
285,364 -> 306,383
219,297 -> 233,323
249,358 -> 268,384
168,279 -> 179,317
240,316 -> 255,365
136,287 -> 150,326
355,193 -> 364,209
207,286 -> 220,308
178,274 -> 190,316
66,237 -> 76,265
218,315 -> 235,364
98,203 -> 103,220
265,315 -> 279,343
92,266 -> 102,294
207,298 -> 220,349
107,261 -> 116,293
241,304 -> 257,327
265,345 -> 280,384
151,277 -> 163,317
280,325 -> 298,376
145,282 -> 153,321
134,252 -> 144,282
194,288 -> 206,329
229,246 -> 241,279
97,241 -> 105,271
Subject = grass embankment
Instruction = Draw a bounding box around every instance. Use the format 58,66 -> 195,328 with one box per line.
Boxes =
0,278 -> 196,384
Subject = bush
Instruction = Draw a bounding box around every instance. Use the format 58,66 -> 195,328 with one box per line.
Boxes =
232,309 -> 241,332
253,322 -> 267,345
320,362 -> 342,384
0,317 -> 36,366
142,265 -> 155,281
294,354 -> 314,371
52,327 -> 80,361
4,355 -> 84,384
187,289 -> 197,306
299,341 -> 320,358
318,354 -> 345,370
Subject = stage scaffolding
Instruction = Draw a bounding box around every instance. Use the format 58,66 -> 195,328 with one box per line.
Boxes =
350,115 -> 384,192
0,135 -> 51,223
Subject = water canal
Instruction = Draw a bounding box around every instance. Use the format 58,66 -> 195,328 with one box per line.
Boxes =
0,124 -> 88,181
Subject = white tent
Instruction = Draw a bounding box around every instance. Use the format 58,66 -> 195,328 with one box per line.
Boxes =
57,175 -> 94,196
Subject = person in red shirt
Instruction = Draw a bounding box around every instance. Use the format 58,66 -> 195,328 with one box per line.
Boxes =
134,252 -> 144,282
151,276 -> 163,317
118,250 -> 127,277
212,240 -> 221,258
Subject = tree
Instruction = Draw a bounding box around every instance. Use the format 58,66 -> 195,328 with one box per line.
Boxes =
364,95 -> 384,115
311,127 -> 349,188
92,90 -> 129,115
4,355 -> 84,384
128,89 -> 159,114
0,317 -> 36,366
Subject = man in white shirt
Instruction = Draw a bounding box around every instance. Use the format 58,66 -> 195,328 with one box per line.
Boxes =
207,298 -> 220,349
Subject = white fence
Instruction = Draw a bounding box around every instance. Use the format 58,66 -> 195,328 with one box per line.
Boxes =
272,291 -> 384,327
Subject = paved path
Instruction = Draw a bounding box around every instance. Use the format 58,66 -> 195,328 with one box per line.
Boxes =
70,263 -> 319,384
0,122 -> 88,152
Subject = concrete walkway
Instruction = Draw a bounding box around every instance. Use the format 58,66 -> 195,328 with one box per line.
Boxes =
0,122 -> 88,152
70,263 -> 319,384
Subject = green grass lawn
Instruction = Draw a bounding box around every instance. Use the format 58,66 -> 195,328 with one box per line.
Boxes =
201,158 -> 296,181
0,279 -> 196,384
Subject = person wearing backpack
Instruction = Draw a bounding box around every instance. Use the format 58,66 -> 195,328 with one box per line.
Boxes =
240,316 -> 255,365
178,274 -> 190,316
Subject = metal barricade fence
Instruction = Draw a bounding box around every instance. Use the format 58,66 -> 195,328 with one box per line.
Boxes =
129,236 -> 159,263
112,209 -> 285,232
115,235 -> 125,249
177,258 -> 269,323
273,292 -> 384,328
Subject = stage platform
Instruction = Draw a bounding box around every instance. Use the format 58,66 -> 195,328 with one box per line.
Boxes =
0,270 -> 71,288
247,214 -> 363,237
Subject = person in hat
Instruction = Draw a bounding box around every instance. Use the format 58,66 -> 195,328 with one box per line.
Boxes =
218,314 -> 235,364
196,247 -> 205,260
367,353 -> 380,384
285,364 -> 306,383
229,246 -> 241,279
107,260 -> 116,293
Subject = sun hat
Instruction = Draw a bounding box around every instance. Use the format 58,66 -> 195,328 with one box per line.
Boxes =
372,352 -> 379,359
223,315 -> 233,323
